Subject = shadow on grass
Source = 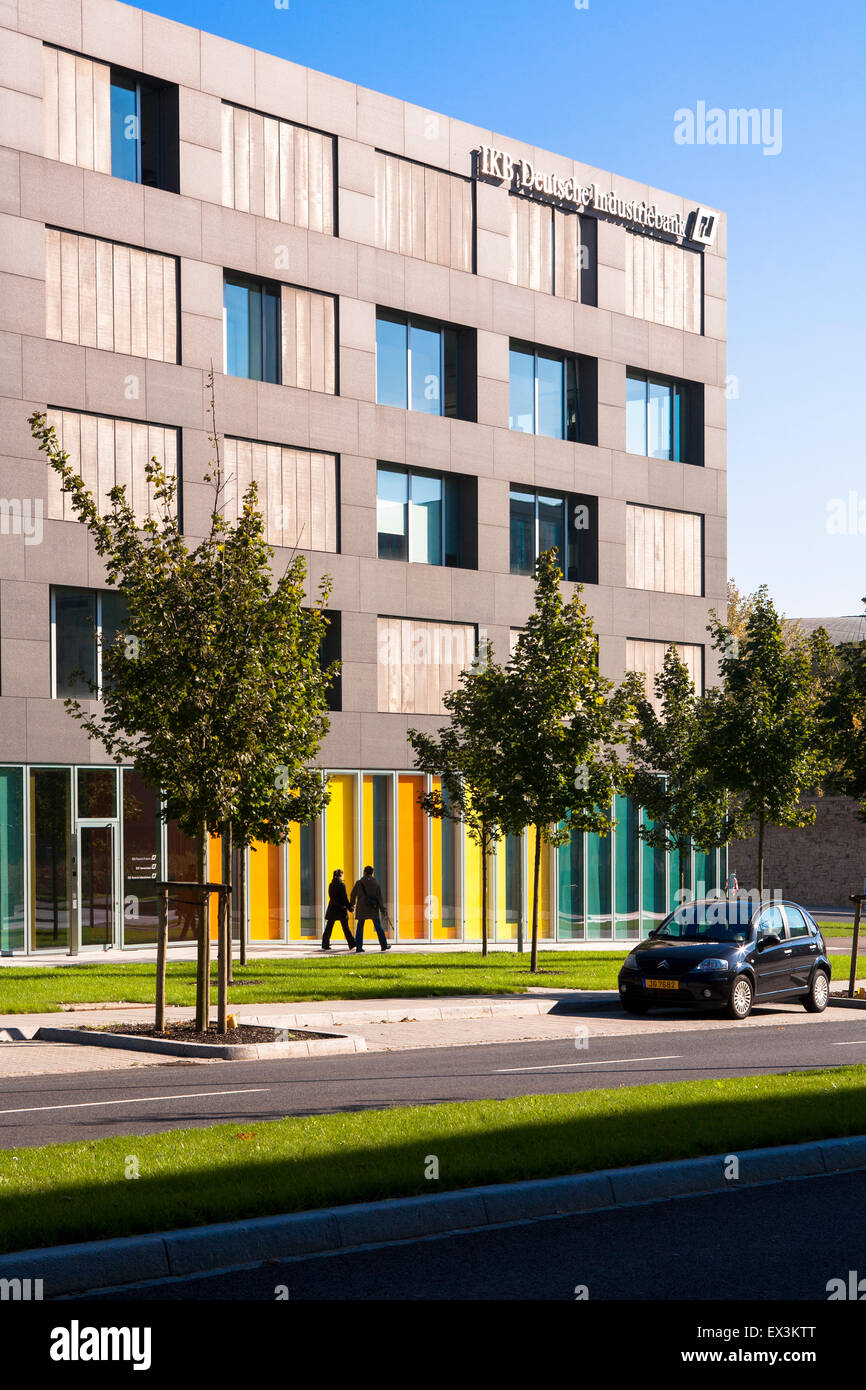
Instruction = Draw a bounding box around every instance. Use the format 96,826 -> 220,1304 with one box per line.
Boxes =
2,1076 -> 866,1255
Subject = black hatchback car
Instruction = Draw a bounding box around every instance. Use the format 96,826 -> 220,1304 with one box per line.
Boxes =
617,899 -> 831,1020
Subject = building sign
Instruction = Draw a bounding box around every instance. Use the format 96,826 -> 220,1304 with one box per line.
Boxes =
474,145 -> 717,246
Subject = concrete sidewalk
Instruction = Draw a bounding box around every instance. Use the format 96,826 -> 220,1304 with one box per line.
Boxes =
2,984 -> 865,1074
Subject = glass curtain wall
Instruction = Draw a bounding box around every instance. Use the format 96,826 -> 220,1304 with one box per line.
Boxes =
0,767 -> 24,952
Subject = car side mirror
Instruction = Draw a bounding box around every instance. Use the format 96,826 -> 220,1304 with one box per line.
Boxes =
757,933 -> 781,952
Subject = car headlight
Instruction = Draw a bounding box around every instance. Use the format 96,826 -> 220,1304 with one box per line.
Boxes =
623,951 -> 638,970
695,957 -> 729,972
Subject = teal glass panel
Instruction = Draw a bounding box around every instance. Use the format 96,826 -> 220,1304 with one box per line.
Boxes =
586,813 -> 612,940
376,314 -> 408,407
641,810 -> 667,932
509,488 -> 535,575
110,74 -> 139,183
557,824 -> 584,940
409,323 -> 442,415
370,773 -> 391,914
509,348 -> 534,432
669,839 -> 692,911
614,794 -> 640,939
694,847 -> 717,899
0,767 -> 25,952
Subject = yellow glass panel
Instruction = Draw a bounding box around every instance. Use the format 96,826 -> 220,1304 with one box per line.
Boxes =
287,825 -> 302,940
325,774 -> 355,891
494,840 -> 514,940
464,826 -> 482,940
397,775 -> 425,939
208,832 -> 221,940
249,841 -> 283,940
526,825 -> 552,939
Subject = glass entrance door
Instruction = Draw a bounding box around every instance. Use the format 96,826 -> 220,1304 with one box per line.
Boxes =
78,824 -> 117,948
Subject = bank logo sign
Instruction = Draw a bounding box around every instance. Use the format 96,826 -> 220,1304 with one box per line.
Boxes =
474,145 -> 718,247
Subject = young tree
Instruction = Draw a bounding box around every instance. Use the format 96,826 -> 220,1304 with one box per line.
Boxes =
705,586 -> 828,896
30,398 -> 335,1032
499,551 -> 636,973
817,610 -> 866,815
408,641 -> 510,956
625,645 -> 738,898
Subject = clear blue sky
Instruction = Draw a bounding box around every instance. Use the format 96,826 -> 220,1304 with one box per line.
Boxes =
139,0 -> 866,619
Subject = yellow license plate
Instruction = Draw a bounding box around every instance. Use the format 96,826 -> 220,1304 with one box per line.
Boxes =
644,979 -> 679,990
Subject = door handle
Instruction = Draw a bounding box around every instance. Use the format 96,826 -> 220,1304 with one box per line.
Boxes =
783,949 -> 792,955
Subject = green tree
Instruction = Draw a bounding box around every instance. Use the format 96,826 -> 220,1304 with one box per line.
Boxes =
817,603 -> 866,817
500,551 -> 636,973
705,585 -> 828,896
625,645 -> 738,898
408,641 -> 510,956
30,396 -> 334,1032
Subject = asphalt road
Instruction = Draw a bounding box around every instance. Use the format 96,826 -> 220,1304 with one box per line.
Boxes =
78,1167 -> 866,1302
3,1011 -> 866,1148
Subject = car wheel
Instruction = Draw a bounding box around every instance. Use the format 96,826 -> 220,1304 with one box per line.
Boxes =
803,969 -> 830,1013
621,997 -> 649,1015
725,974 -> 753,1020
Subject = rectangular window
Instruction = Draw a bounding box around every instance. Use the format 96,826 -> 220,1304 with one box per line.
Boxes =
224,274 -> 281,383
626,504 -> 703,596
52,587 -> 129,700
109,67 -> 178,191
509,342 -> 582,441
377,465 -> 476,569
625,231 -> 702,334
626,370 -> 701,465
45,230 -> 178,362
376,310 -> 475,420
377,617 -> 476,714
509,487 -> 598,584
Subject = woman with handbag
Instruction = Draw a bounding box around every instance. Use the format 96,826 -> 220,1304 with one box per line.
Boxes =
322,868 -> 355,951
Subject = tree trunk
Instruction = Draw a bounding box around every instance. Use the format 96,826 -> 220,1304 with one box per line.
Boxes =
239,846 -> 247,966
218,822 -> 231,1033
155,887 -> 168,1032
481,838 -> 488,958
530,826 -> 541,974
226,837 -> 234,988
195,826 -> 209,1031
757,813 -> 766,899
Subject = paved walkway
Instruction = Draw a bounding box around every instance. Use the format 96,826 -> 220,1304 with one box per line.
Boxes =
1,985 -> 864,1075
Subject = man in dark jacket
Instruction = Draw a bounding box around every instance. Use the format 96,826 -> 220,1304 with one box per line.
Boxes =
349,866 -> 391,952
322,869 -> 355,950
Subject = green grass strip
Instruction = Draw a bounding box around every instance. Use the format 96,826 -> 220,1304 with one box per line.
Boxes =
1,1067 -> 866,1255
1,951 -> 864,1015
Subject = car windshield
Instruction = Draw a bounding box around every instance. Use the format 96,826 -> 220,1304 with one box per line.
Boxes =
654,901 -> 753,944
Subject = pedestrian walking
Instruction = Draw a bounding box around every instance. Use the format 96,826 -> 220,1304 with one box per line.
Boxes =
349,866 -> 391,952
322,869 -> 355,950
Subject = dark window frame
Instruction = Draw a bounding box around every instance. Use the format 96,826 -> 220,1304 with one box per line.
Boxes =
223,271 -> 282,385
375,308 -> 476,422
376,462 -> 477,570
508,485 -> 598,584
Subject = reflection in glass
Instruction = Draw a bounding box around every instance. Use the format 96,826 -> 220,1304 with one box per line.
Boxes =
557,825 -> 584,940
409,323 -> 442,414
77,768 -> 117,819
536,353 -> 565,439
54,588 -> 97,698
409,472 -> 442,564
166,820 -> 202,944
299,819 -> 320,937
80,824 -> 114,947
509,348 -> 534,432
614,794 -> 640,939
376,315 -> 408,408
648,379 -> 672,459
586,817 -> 612,940
626,373 -> 647,455
224,277 -> 280,383
641,809 -> 667,932
537,494 -> 565,567
377,466 -> 408,560
30,768 -> 72,950
509,489 -> 535,575
110,74 -> 139,183
122,769 -> 161,945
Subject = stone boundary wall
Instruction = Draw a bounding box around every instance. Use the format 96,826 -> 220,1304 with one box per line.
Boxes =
729,797 -> 866,910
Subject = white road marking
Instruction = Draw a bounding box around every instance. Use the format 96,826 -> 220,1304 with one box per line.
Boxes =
495,1054 -> 682,1073
0,1088 -> 269,1117
832,1040 -> 866,1046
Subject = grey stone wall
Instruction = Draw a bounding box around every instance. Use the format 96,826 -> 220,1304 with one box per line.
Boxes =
729,797 -> 866,910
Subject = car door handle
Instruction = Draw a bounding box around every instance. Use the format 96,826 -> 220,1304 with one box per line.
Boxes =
783,949 -> 792,955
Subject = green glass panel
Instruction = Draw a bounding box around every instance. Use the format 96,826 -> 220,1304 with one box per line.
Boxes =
0,767 -> 25,952
586,808 -> 612,940
641,808 -> 667,933
557,824 -> 584,940
614,794 -> 640,939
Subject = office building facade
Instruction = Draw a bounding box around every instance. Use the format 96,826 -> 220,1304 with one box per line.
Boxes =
0,0 -> 728,953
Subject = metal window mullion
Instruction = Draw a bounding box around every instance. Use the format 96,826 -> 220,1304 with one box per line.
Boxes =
135,82 -> 142,183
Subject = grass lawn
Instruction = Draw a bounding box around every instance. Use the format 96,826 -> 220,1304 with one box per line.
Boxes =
1,950 -> 865,1015
0,951 -> 626,1013
2,1066 -> 866,1255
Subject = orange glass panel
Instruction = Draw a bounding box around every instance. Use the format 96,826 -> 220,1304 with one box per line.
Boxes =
397,775 -> 425,939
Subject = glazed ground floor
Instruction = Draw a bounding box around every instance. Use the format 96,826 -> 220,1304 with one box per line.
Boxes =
0,764 -> 727,954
